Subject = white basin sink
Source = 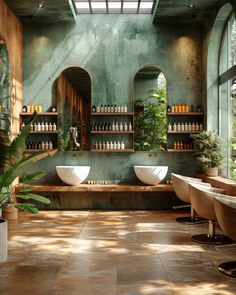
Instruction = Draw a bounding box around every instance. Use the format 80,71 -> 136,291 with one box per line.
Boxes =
134,166 -> 168,185
56,166 -> 90,185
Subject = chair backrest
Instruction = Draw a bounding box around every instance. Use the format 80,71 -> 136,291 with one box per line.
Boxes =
189,182 -> 220,221
214,195 -> 236,241
171,173 -> 202,203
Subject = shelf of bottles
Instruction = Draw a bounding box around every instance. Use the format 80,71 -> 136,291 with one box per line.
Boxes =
20,108 -> 58,152
91,104 -> 134,152
166,103 -> 204,152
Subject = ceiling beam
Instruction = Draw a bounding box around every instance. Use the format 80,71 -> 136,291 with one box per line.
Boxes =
152,0 -> 161,23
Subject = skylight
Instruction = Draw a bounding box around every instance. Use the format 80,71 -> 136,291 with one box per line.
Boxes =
73,0 -> 155,14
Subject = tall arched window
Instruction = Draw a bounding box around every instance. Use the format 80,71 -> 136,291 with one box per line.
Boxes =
219,12 -> 236,179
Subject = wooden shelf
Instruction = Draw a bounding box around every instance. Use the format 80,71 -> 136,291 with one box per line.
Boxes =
91,131 -> 133,134
91,149 -> 134,152
18,183 -> 174,193
25,149 -> 57,153
91,112 -> 134,116
20,112 -> 58,116
167,149 -> 196,152
167,112 -> 204,116
167,131 -> 201,134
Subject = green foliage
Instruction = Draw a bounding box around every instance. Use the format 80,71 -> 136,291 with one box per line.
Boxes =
0,114 -> 56,213
190,130 -> 223,169
134,88 -> 167,151
14,203 -> 39,214
8,112 -> 37,166
57,128 -> 70,151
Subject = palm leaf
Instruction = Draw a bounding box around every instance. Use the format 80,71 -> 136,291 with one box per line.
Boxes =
20,171 -> 46,183
0,150 -> 57,189
16,192 -> 50,204
14,203 -> 39,214
0,130 -> 11,173
18,185 -> 33,192
9,111 -> 37,166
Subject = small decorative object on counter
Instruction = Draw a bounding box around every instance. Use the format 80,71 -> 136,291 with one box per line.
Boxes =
22,105 -> 27,112
88,180 -> 96,184
51,106 -> 57,112
197,105 -> 202,112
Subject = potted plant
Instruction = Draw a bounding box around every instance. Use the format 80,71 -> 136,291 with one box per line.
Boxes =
0,171 -> 50,220
0,112 -> 56,262
190,130 -> 223,177
134,87 -> 167,151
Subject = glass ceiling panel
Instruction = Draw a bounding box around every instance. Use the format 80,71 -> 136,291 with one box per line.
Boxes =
73,0 -> 155,14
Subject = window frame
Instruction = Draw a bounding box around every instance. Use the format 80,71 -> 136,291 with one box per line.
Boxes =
219,12 -> 236,179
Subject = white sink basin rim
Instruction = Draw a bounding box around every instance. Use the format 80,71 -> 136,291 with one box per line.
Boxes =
56,166 -> 90,186
134,165 -> 168,185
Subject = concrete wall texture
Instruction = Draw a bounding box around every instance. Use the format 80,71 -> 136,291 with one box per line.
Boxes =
22,14 -> 205,208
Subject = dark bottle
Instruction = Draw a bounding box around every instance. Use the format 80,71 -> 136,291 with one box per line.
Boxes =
197,105 -> 202,112
92,105 -> 96,112
167,105 -> 171,113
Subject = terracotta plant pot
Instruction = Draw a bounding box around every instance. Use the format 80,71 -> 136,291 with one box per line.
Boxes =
205,167 -> 218,177
0,218 -> 8,263
2,205 -> 18,220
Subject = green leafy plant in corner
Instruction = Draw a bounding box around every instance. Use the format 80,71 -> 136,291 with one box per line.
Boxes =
0,171 -> 50,214
0,112 -> 56,214
134,88 -> 167,151
190,130 -> 223,170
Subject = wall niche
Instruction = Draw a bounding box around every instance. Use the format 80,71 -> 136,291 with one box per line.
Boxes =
134,66 -> 167,151
55,67 -> 91,151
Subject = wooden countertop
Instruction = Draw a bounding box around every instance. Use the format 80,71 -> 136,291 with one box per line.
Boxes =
20,183 -> 174,193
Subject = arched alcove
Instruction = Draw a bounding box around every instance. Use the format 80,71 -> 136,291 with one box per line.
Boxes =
207,3 -> 233,130
133,66 -> 167,151
55,67 -> 91,151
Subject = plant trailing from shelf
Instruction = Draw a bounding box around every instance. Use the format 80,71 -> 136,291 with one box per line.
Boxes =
0,111 -> 56,214
134,87 -> 167,151
190,130 -> 223,176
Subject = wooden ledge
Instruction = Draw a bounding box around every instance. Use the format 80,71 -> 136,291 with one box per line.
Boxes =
20,183 -> 174,193
206,176 -> 236,196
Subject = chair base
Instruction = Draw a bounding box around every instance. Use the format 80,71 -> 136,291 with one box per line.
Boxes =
176,216 -> 207,225
192,234 -> 232,245
219,261 -> 236,278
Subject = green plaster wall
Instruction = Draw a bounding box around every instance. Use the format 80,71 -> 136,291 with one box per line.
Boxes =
22,15 -> 204,208
23,15 -> 203,110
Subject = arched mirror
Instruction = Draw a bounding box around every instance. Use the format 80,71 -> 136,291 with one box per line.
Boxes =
55,67 -> 91,151
134,67 -> 167,151
0,33 -> 10,130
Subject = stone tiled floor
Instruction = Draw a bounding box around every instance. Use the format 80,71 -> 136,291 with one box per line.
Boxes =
0,210 -> 236,295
